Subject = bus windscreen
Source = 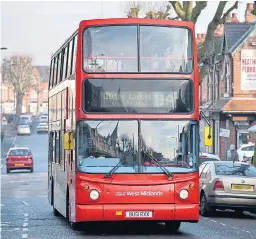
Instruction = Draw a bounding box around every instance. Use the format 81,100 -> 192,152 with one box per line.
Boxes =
83,25 -> 193,73
83,78 -> 193,114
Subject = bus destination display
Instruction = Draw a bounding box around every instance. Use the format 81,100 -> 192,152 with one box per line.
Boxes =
101,91 -> 177,108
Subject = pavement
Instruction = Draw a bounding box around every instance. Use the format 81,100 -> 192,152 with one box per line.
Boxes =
1,123 -> 17,161
1,119 -> 256,238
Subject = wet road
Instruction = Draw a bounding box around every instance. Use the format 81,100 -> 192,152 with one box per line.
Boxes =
1,122 -> 256,239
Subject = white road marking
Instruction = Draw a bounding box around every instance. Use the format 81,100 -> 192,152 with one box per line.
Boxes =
22,213 -> 29,239
203,218 -> 253,234
0,204 -> 5,207
23,223 -> 28,227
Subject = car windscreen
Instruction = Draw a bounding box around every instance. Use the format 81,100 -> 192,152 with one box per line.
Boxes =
215,163 -> 256,177
199,157 -> 219,164
9,149 -> 30,156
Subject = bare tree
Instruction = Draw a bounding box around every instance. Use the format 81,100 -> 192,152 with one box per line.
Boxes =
1,56 -> 33,125
121,1 -> 143,18
122,1 -> 173,19
31,74 -> 43,115
144,1 -> 172,19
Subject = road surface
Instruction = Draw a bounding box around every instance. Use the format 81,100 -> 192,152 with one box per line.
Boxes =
1,121 -> 255,238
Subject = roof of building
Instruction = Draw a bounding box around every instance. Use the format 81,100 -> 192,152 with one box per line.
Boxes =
33,66 -> 50,82
224,22 -> 256,53
222,98 -> 256,113
209,98 -> 230,113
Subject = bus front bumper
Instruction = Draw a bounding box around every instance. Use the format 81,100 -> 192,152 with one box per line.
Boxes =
76,203 -> 199,222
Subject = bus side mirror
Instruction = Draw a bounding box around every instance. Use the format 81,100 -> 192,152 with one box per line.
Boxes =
204,126 -> 213,147
64,132 -> 75,150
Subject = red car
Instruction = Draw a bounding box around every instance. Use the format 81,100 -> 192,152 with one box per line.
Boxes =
6,147 -> 34,173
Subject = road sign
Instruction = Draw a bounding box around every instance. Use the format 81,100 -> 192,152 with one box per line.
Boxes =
219,128 -> 230,138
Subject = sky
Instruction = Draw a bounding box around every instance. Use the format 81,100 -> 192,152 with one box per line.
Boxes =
0,0 -> 253,65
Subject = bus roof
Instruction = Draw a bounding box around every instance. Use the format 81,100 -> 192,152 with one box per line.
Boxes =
51,18 -> 195,59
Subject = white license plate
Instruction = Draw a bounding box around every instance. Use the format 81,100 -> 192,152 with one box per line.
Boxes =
125,211 -> 153,218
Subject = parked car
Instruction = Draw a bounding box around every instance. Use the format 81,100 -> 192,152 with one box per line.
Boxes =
37,122 -> 48,134
39,115 -> 48,123
188,152 -> 221,167
17,124 -> 31,135
6,147 -> 34,173
237,143 -> 255,163
199,153 -> 221,165
20,114 -> 32,128
199,161 -> 256,216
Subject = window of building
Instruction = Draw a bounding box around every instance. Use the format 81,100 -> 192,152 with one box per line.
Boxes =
30,90 -> 37,100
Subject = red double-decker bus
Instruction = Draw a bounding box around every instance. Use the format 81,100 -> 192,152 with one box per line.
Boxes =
48,18 -> 207,233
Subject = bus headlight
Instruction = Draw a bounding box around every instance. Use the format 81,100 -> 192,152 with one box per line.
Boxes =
89,189 -> 100,200
179,189 -> 189,200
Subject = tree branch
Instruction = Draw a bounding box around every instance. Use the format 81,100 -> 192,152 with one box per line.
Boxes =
198,1 -> 238,60
191,1 -> 208,23
219,1 -> 239,24
185,1 -> 194,21
169,1 -> 186,19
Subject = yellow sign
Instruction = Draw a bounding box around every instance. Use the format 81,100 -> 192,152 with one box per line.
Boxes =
64,132 -> 75,150
204,126 -> 213,147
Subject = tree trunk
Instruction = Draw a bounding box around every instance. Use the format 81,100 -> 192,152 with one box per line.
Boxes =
36,92 -> 40,115
15,94 -> 23,126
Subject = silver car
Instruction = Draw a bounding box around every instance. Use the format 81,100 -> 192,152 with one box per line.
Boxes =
37,122 -> 48,134
199,161 -> 256,216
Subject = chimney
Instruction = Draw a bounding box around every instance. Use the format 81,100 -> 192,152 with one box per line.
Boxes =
247,3 -> 253,11
245,3 -> 256,23
231,12 -> 239,22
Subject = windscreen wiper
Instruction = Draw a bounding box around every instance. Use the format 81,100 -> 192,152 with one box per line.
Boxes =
143,149 -> 173,178
104,151 -> 134,178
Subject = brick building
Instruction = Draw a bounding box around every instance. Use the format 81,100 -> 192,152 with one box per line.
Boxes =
198,3 -> 256,159
1,66 -> 49,114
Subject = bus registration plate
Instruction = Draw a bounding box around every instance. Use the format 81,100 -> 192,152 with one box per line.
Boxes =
125,211 -> 152,218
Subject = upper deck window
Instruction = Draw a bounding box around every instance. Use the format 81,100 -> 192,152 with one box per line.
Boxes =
83,25 -> 193,74
83,26 -> 138,72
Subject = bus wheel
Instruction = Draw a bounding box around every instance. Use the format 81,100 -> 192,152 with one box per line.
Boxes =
165,221 -> 181,233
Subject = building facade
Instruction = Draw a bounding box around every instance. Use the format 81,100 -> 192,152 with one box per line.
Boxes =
198,3 -> 256,159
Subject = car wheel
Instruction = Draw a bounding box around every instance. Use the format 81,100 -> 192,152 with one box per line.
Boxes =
30,168 -> 33,173
165,221 -> 181,233
200,193 -> 212,217
6,168 -> 10,174
249,209 -> 256,215
235,209 -> 244,217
